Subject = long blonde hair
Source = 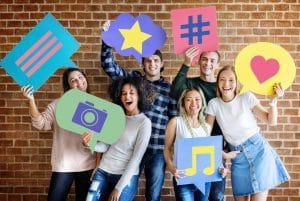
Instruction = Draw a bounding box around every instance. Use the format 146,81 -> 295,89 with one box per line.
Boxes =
178,87 -> 208,135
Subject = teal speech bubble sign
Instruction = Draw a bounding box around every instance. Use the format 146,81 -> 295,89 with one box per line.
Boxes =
0,13 -> 80,92
56,89 -> 126,152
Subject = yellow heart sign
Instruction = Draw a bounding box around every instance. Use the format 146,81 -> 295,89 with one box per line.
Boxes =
235,42 -> 296,95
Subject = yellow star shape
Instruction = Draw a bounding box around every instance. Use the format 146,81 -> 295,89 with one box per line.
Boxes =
119,21 -> 151,54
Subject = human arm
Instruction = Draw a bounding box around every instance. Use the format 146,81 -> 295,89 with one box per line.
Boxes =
164,118 -> 185,179
206,114 -> 216,134
114,118 -> 151,193
21,85 -> 40,118
21,85 -> 55,130
100,21 -> 141,80
170,46 -> 200,100
252,83 -> 284,125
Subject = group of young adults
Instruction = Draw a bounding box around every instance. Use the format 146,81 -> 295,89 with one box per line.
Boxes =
21,20 -> 290,201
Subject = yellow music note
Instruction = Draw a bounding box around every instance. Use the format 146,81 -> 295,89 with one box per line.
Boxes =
185,146 -> 215,176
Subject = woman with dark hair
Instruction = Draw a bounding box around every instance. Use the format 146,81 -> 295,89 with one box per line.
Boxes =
21,68 -> 95,201
82,76 -> 154,201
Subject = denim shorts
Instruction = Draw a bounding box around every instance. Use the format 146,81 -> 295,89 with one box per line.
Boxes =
228,133 -> 290,196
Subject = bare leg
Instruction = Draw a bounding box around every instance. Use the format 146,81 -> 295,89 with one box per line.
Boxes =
250,191 -> 268,201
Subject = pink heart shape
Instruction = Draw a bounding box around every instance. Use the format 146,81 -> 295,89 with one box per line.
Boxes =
250,55 -> 280,83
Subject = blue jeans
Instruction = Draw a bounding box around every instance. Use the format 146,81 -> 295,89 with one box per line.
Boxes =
48,170 -> 93,201
86,169 -> 138,201
140,152 -> 166,201
173,177 -> 211,201
208,177 -> 226,201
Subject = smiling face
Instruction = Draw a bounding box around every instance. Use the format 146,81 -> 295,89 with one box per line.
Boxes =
68,70 -> 88,92
217,69 -> 237,102
183,90 -> 203,117
199,51 -> 220,78
121,84 -> 140,116
143,54 -> 163,81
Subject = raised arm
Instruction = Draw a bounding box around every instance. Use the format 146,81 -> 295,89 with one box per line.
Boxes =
21,85 -> 40,118
100,21 -> 140,80
252,83 -> 284,125
170,46 -> 200,100
21,85 -> 55,131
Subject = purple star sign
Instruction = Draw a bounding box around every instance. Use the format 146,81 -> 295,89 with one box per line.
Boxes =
102,13 -> 166,63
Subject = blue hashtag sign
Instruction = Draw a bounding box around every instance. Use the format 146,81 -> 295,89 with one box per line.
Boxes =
180,15 -> 210,45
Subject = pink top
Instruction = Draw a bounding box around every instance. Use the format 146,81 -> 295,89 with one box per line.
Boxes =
32,99 -> 95,172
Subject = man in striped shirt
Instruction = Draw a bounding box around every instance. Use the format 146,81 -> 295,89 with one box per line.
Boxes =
100,24 -> 177,200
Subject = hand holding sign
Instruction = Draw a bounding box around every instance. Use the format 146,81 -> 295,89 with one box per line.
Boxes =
56,89 -> 125,152
0,13 -> 80,92
176,136 -> 223,194
235,42 -> 296,95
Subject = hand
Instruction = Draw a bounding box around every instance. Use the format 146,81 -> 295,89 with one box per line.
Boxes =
184,46 -> 200,66
102,20 -> 110,32
21,85 -> 35,101
82,131 -> 92,147
273,82 -> 284,98
108,188 -> 120,201
222,150 -> 240,160
269,83 -> 284,106
167,165 -> 185,179
219,166 -> 229,178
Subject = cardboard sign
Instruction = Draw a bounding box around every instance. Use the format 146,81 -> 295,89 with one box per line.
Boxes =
235,42 -> 296,95
0,13 -> 80,92
171,6 -> 218,62
102,13 -> 166,63
56,89 -> 126,152
176,136 -> 223,194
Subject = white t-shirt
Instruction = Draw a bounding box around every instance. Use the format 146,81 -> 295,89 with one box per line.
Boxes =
206,92 -> 260,146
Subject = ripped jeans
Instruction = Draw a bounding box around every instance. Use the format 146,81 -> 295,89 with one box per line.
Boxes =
86,168 -> 138,201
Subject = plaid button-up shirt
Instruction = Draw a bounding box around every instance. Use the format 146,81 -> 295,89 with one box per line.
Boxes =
101,42 -> 178,154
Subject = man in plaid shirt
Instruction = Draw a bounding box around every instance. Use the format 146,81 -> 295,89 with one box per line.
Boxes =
100,23 -> 177,201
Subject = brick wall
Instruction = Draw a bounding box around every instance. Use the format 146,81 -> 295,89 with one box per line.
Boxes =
0,0 -> 299,200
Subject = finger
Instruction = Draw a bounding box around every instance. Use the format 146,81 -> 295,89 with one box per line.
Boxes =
23,85 -> 32,93
27,86 -> 34,95
188,46 -> 199,55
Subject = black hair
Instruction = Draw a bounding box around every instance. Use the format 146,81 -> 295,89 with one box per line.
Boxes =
62,68 -> 90,93
108,76 -> 156,113
142,50 -> 164,72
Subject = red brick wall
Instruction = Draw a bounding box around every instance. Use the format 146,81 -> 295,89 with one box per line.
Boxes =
0,0 -> 299,200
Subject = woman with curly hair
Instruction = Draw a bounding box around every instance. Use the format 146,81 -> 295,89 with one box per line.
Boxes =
83,76 -> 155,201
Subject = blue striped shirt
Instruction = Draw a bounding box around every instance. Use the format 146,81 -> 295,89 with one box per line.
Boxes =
101,42 -> 178,153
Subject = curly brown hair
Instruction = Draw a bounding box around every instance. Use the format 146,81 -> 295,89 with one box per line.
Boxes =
108,76 -> 156,113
